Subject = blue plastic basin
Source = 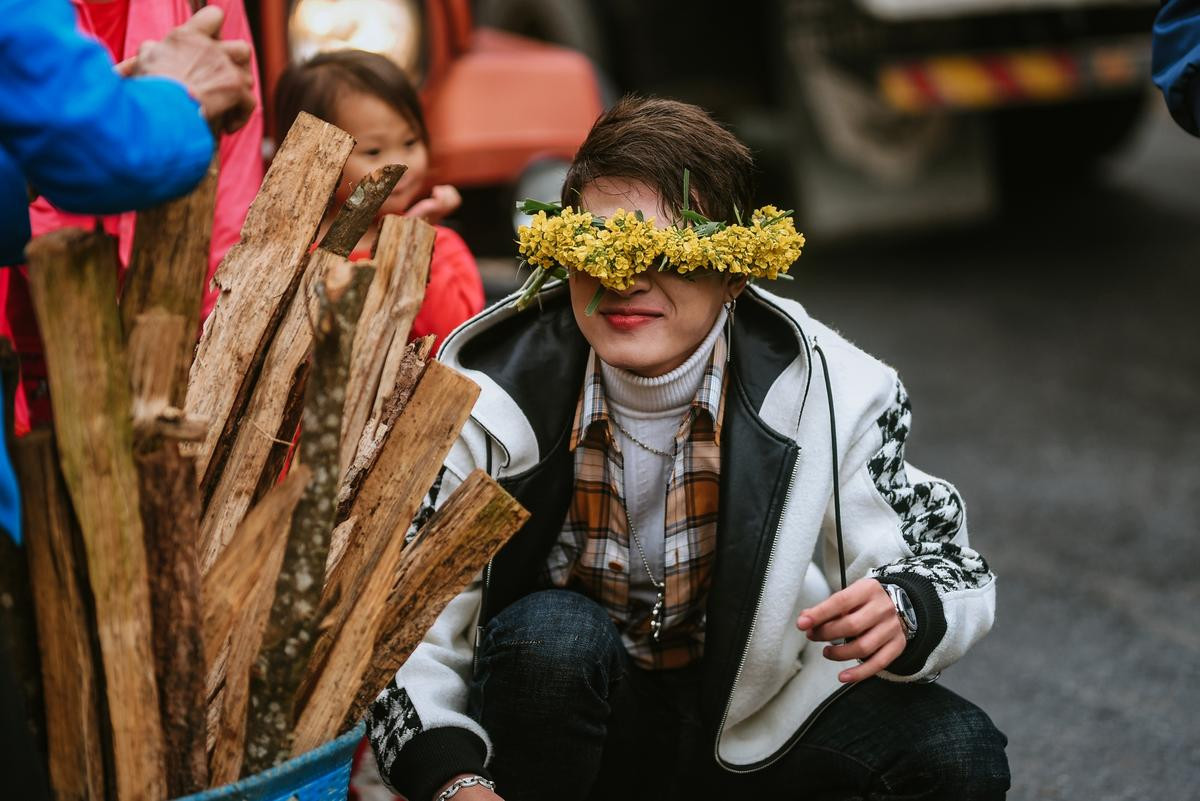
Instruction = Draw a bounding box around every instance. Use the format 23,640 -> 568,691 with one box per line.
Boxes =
174,723 -> 365,801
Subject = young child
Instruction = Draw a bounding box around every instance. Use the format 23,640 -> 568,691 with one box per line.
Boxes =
274,50 -> 484,350
368,96 -> 1010,801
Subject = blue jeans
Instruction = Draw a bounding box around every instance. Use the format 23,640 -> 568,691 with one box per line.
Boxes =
469,590 -> 1010,801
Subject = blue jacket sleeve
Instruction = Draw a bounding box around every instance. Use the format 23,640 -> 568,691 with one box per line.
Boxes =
1153,0 -> 1200,136
0,0 -> 214,214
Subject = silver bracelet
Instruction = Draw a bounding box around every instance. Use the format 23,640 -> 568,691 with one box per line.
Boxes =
436,775 -> 496,800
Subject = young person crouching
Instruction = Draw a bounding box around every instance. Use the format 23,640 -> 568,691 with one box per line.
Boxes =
368,96 -> 1010,801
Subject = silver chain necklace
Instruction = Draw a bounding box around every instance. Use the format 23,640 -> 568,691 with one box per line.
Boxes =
610,415 -> 675,458
610,412 -> 681,640
625,514 -> 666,641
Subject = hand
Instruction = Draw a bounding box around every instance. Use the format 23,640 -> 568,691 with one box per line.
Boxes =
433,774 -> 504,801
407,184 -> 462,225
121,6 -> 256,134
796,578 -> 907,684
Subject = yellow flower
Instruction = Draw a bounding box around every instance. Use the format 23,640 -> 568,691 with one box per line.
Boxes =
515,204 -> 805,293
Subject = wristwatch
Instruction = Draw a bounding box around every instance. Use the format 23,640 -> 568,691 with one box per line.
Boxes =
881,583 -> 918,641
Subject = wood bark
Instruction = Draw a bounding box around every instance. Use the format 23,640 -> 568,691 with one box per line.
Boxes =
127,310 -> 209,796
203,466 -> 310,787
134,443 -> 207,797
335,334 -> 434,522
186,112 -> 354,493
294,470 -> 526,752
242,260 -> 374,773
120,154 -> 220,403
350,470 -> 527,723
25,228 -> 167,801
339,216 -> 435,476
318,164 -> 406,257
295,361 -> 479,732
14,433 -> 106,801
197,248 -> 331,573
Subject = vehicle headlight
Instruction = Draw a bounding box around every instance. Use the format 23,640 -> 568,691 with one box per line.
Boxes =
289,0 -> 423,80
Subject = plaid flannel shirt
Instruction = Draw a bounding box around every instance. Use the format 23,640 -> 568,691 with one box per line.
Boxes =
544,333 -> 727,670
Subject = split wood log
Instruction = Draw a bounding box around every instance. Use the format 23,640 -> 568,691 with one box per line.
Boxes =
134,442 -> 208,797
121,154 -> 220,403
197,248 -> 332,573
338,215 -> 435,474
242,259 -> 374,774
186,112 -> 354,493
128,309 -> 208,441
335,334 -> 434,523
13,432 -> 106,801
295,361 -> 479,727
203,466 -> 311,787
25,228 -> 167,801
294,470 -> 527,752
128,311 -> 209,795
196,161 -> 407,572
318,164 -> 406,257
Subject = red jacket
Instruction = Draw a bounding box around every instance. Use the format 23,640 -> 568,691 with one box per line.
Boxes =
352,224 -> 484,352
0,0 -> 264,434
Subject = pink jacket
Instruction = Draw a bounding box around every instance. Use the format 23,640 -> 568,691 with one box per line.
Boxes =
26,0 -> 264,320
1,0 -> 264,434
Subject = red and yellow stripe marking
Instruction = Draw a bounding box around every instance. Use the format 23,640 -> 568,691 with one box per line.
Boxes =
879,37 -> 1147,113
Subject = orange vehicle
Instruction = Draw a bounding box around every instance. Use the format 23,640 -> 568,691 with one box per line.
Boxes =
249,0 -> 604,250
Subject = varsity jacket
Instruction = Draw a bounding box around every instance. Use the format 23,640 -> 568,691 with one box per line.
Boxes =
369,283 -> 997,801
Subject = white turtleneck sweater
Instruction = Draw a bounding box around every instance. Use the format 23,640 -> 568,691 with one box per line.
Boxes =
600,308 -> 727,608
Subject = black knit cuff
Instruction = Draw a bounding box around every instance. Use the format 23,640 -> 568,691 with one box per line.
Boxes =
386,727 -> 491,801
878,572 -> 947,677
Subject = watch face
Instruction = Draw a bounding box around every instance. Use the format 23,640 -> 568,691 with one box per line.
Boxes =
890,585 -> 918,634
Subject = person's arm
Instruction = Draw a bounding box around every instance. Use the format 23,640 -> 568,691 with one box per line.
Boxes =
800,375 -> 996,683
1153,0 -> 1200,136
0,1 -> 247,214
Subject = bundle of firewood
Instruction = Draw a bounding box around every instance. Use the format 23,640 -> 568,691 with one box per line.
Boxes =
4,112 -> 528,801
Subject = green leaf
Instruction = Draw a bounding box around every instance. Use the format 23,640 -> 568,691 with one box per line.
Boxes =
763,209 -> 795,227
657,253 -> 671,271
681,209 -> 709,226
516,198 -> 564,215
585,284 -> 607,316
551,267 -> 569,280
635,209 -> 645,222
733,205 -> 743,226
682,168 -> 691,214
694,221 -> 726,238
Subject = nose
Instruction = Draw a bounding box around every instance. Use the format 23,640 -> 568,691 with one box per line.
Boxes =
612,273 -> 652,296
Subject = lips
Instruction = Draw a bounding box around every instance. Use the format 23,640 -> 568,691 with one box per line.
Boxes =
600,306 -> 662,331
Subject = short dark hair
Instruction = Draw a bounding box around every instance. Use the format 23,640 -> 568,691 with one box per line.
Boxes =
273,49 -> 428,147
562,96 -> 754,224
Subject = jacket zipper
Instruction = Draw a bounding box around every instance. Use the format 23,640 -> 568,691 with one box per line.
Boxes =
713,455 -> 798,772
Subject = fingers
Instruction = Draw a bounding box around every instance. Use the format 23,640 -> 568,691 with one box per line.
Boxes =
114,56 -> 138,77
796,577 -> 882,634
180,5 -> 226,39
836,634 -> 907,684
822,615 -> 900,662
221,39 -> 252,67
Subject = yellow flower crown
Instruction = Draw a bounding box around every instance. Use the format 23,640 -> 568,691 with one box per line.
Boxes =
513,171 -> 805,313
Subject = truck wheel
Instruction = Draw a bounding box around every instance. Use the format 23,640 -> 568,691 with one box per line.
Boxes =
992,90 -> 1149,183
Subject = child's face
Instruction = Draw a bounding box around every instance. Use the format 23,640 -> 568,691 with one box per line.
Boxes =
568,178 -> 742,378
333,91 -> 429,220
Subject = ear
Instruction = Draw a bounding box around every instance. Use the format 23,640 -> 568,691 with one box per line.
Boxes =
726,276 -> 748,303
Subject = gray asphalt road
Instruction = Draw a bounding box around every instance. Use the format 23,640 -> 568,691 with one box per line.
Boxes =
770,106 -> 1200,801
